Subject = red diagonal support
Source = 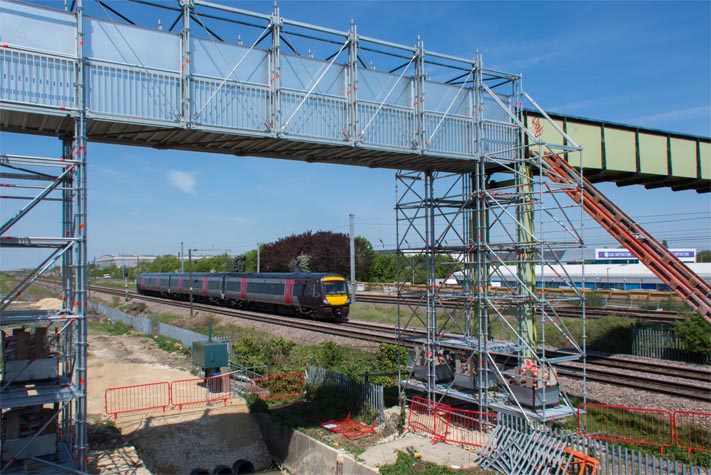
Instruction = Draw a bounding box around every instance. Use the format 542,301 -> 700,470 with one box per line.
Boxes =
543,153 -> 711,324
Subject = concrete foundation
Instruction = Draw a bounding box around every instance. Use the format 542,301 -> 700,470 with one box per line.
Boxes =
254,414 -> 377,475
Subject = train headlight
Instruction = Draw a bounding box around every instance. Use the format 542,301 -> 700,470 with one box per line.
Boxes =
323,298 -> 329,305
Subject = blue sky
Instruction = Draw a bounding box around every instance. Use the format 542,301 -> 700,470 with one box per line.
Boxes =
1,0 -> 710,269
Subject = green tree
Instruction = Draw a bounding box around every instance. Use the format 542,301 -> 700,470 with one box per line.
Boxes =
262,231 -> 349,275
368,252 -> 397,282
675,313 -> 711,356
355,236 -> 375,281
244,249 -> 259,272
697,250 -> 711,263
150,255 -> 180,273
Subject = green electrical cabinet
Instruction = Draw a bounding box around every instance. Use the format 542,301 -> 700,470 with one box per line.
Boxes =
192,340 -> 229,369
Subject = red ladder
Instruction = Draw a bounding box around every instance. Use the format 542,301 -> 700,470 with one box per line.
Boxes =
543,153 -> 711,324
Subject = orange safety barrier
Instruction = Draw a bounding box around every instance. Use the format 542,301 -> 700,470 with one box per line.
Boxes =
441,407 -> 497,448
674,410 -> 711,455
170,374 -> 232,410
578,404 -> 674,450
249,372 -> 304,400
564,447 -> 600,475
105,381 -> 170,420
406,397 -> 450,443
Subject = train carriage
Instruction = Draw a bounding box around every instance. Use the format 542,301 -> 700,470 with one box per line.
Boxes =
137,271 -> 350,321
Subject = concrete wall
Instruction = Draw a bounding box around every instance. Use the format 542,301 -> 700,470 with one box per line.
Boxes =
254,414 -> 377,475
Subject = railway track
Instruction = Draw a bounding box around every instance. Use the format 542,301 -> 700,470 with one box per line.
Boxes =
93,287 -> 401,345
555,365 -> 710,402
78,284 -> 711,403
357,293 -> 685,323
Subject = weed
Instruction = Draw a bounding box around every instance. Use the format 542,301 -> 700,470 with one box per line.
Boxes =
379,451 -> 458,475
153,335 -> 188,355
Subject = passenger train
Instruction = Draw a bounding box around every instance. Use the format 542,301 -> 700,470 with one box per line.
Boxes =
136,272 -> 350,320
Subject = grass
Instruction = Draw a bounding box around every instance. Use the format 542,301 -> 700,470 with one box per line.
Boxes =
149,313 -> 182,325
88,320 -> 132,336
354,299 -> 645,355
0,273 -> 12,296
378,451 -> 496,474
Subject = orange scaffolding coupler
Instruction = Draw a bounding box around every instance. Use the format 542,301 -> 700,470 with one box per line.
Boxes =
541,152 -> 711,325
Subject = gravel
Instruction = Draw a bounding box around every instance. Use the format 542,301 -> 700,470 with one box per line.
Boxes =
93,291 -> 710,414
560,353 -> 711,414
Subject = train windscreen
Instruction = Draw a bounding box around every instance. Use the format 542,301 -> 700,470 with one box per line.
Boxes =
323,280 -> 348,295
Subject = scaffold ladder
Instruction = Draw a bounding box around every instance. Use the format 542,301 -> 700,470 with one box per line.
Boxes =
543,152 -> 711,324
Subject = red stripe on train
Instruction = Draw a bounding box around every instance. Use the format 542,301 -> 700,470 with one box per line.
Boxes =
284,279 -> 294,305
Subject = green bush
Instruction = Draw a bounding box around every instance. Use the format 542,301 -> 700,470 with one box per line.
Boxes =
231,336 -> 295,371
152,335 -> 188,355
674,313 -> 711,356
317,341 -> 345,369
586,316 -> 637,353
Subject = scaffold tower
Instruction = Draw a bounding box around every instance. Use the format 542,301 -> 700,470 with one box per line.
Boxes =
0,0 -> 88,471
396,58 -> 586,424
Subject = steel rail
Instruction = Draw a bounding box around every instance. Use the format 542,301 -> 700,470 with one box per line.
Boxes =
355,293 -> 685,323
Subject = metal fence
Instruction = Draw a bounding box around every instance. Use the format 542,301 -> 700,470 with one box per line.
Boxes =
105,374 -> 235,418
90,302 -> 229,348
413,405 -> 710,474
406,396 -> 495,448
91,302 -> 152,334
306,365 -> 385,418
406,396 -> 448,442
171,374 -> 232,410
578,403 -> 675,449
676,411 -> 711,456
566,432 -> 710,475
632,326 -> 710,364
104,382 -> 170,419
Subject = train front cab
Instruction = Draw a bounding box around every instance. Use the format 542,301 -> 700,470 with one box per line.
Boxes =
319,276 -> 350,320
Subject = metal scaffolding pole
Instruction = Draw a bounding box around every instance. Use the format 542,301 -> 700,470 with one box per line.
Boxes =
0,0 -> 87,470
396,61 -> 585,424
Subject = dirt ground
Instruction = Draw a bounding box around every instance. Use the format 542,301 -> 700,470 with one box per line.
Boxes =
84,327 -> 273,474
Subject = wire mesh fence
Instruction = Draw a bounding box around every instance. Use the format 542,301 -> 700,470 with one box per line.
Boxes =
306,365 -> 385,418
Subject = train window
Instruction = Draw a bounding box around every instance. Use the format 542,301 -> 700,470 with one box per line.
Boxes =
225,280 -> 241,292
323,280 -> 348,295
293,283 -> 306,297
208,279 -> 221,290
307,281 -> 318,297
272,283 -> 285,295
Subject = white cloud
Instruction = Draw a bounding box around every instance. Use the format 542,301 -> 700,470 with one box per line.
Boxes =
167,170 -> 195,193
627,106 -> 711,129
